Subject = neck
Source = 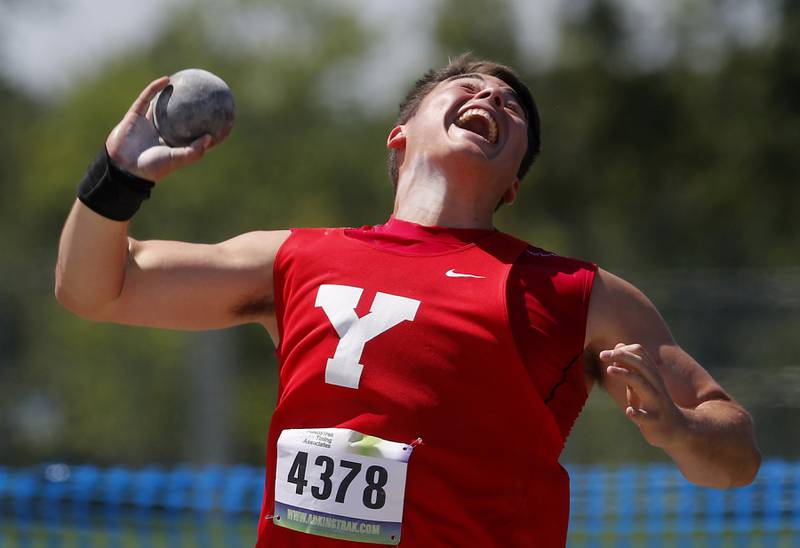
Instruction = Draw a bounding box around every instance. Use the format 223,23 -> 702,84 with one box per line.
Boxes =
391,160 -> 497,229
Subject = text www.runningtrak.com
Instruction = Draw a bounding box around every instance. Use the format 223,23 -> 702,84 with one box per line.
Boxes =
286,508 -> 382,535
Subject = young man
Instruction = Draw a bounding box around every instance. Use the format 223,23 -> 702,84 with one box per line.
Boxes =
56,56 -> 760,546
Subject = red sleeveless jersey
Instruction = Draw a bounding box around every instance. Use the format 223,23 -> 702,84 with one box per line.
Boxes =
257,226 -> 592,547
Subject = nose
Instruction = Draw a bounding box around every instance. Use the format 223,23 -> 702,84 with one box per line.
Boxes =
475,86 -> 504,108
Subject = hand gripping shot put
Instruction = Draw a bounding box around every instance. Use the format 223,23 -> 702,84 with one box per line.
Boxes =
152,68 -> 235,147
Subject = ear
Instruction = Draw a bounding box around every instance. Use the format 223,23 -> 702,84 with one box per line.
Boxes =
387,126 -> 406,150
501,178 -> 520,205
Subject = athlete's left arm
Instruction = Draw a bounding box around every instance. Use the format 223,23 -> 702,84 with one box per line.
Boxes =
584,268 -> 761,488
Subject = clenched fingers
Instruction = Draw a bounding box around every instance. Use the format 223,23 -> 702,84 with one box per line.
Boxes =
599,344 -> 661,387
606,365 -> 658,401
167,135 -> 213,168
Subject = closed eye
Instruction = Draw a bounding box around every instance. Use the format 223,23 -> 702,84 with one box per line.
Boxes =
458,81 -> 480,93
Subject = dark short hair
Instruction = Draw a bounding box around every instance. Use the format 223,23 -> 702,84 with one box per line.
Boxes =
388,53 -> 541,189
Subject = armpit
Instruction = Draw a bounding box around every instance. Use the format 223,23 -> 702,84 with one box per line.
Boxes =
583,349 -> 603,390
232,293 -> 274,318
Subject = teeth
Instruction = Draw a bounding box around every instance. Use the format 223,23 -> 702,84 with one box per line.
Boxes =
455,108 -> 498,143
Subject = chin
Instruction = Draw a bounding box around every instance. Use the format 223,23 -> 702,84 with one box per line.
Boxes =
450,143 -> 507,175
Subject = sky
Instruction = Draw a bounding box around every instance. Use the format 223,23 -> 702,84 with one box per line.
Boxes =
0,0 -> 781,107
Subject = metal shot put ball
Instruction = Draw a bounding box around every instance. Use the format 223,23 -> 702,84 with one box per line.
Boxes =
152,69 -> 235,147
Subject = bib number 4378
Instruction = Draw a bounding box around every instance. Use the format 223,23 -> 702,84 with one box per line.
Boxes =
287,451 -> 389,509
274,429 -> 413,545
315,284 -> 420,389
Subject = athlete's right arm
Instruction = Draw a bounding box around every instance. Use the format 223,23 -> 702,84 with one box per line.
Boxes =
55,76 -> 291,338
56,205 -> 289,332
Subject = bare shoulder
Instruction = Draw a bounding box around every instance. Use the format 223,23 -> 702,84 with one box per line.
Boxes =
583,268 -> 660,389
589,268 -> 652,313
214,229 -> 292,266
583,268 -> 672,390
585,268 -> 667,350
215,229 -> 292,326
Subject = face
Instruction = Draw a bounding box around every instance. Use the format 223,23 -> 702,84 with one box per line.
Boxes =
389,73 -> 529,201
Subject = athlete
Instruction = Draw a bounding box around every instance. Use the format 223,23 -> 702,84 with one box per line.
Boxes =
55,55 -> 760,546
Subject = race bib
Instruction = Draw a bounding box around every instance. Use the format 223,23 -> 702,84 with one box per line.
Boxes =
274,428 -> 415,545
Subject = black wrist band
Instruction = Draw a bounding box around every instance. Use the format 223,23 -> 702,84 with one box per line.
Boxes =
77,147 -> 155,221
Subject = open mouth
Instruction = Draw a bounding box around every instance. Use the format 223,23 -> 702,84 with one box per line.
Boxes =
453,108 -> 498,144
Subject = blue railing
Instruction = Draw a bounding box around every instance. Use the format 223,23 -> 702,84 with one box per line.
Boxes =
568,460 -> 799,546
1,460 -> 798,546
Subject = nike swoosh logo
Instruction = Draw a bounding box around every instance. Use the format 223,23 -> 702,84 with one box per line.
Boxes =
445,269 -> 486,279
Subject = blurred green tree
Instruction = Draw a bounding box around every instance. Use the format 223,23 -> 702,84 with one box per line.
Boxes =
0,0 -> 797,465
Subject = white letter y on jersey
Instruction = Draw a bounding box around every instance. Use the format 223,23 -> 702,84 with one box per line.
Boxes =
315,284 -> 420,389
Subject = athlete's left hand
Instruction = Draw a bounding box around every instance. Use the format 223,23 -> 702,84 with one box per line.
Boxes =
599,343 -> 689,450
